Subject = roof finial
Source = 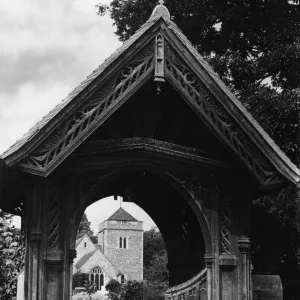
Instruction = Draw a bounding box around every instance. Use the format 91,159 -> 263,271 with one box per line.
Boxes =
150,0 -> 170,20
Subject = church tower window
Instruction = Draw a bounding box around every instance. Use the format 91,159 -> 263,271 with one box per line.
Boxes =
123,237 -> 127,248
119,237 -> 122,248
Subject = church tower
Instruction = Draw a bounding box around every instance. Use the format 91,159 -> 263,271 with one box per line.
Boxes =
98,207 -> 143,281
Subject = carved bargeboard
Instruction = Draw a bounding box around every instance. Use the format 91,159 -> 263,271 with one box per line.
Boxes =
164,42 -> 284,187
18,42 -> 155,174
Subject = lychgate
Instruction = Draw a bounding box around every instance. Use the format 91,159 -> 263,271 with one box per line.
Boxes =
0,2 -> 299,300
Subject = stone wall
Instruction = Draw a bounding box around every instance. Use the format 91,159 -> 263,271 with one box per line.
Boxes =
99,220 -> 143,281
79,250 -> 119,280
74,235 -> 96,265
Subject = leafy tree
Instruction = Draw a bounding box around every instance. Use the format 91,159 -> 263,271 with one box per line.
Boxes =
106,279 -> 143,300
106,279 -> 122,300
77,213 -> 97,243
0,211 -> 25,300
144,251 -> 169,291
143,228 -> 169,291
143,227 -> 166,267
72,271 -> 90,289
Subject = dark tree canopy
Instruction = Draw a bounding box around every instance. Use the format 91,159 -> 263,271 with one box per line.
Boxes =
77,213 -> 97,243
98,0 -> 300,90
143,227 -> 166,267
143,227 -> 169,290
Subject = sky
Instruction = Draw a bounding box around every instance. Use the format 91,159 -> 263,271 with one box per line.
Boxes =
1,0 -> 156,231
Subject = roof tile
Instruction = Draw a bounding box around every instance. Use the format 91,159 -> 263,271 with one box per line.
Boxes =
108,207 -> 138,222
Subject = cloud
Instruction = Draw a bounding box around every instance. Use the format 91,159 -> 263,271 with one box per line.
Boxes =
0,0 -> 121,154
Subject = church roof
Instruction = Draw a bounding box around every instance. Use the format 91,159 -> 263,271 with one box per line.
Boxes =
75,236 -> 84,248
108,207 -> 138,222
74,250 -> 97,270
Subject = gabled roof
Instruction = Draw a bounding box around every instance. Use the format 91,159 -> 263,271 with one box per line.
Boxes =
74,250 -> 97,270
75,236 -> 84,248
0,2 -> 299,188
108,207 -> 138,222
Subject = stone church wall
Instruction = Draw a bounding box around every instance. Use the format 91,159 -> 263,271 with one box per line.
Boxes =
104,228 -> 143,281
74,235 -> 96,265
79,250 -> 119,279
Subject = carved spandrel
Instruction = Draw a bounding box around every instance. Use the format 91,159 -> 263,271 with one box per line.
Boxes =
19,42 -> 155,173
165,42 -> 284,187
165,171 -> 210,213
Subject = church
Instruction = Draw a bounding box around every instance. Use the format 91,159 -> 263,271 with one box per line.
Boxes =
73,207 -> 143,292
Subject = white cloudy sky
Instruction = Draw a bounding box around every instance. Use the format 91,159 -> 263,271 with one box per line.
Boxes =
1,0 -> 156,231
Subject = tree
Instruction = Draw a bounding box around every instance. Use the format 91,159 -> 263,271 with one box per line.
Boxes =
144,251 -> 169,291
0,211 -> 25,300
98,0 -> 300,90
143,227 -> 166,268
143,228 -> 169,290
77,213 -> 98,243
106,279 -> 143,300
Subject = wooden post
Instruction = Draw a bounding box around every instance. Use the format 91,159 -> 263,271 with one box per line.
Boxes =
29,229 -> 43,300
238,237 -> 251,300
69,250 -> 77,298
204,254 -> 213,300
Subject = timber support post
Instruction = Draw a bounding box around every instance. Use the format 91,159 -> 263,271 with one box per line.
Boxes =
238,237 -> 251,300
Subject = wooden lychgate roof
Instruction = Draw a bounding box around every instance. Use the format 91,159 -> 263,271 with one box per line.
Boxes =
0,2 -> 299,189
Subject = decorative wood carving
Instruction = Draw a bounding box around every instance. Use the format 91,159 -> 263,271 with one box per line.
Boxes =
220,197 -> 231,254
165,171 -> 209,212
47,179 -> 60,249
199,275 -> 207,290
18,42 -> 155,174
154,33 -> 165,93
165,42 -> 284,187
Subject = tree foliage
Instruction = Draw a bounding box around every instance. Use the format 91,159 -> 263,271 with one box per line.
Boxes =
143,227 -> 166,267
144,251 -> 169,291
143,228 -> 169,291
72,271 -> 90,289
0,211 -> 25,300
106,279 -> 143,300
77,213 -> 98,243
98,0 -> 300,88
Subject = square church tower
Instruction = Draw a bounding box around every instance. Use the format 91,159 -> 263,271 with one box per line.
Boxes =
98,207 -> 143,281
